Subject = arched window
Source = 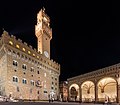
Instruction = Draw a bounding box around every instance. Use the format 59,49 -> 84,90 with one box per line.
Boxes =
37,71 -> 40,74
13,60 -> 18,66
22,78 -> 27,84
30,80 -> 34,86
30,67 -> 34,72
13,76 -> 18,82
22,64 -> 27,70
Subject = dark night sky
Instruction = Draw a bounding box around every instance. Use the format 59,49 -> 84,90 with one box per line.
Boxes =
0,1 -> 120,81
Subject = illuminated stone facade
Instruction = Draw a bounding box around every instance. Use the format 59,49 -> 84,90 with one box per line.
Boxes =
0,8 -> 60,100
59,81 -> 68,101
67,64 -> 120,103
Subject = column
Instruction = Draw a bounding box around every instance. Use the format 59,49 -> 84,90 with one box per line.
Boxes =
79,83 -> 82,102
95,83 -> 98,102
117,84 -> 120,103
117,76 -> 120,103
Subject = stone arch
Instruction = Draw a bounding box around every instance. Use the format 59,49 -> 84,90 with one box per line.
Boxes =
81,81 -> 95,102
69,84 -> 80,101
97,77 -> 117,102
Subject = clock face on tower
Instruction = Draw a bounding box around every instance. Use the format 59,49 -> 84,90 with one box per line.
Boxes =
44,51 -> 49,58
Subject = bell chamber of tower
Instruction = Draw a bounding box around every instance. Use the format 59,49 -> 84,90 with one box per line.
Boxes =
35,8 -> 52,59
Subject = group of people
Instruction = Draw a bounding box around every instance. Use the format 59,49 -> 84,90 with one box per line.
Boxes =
48,94 -> 54,103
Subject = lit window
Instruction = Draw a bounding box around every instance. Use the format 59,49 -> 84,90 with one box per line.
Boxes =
13,60 -> 18,66
28,51 -> 31,54
23,48 -> 25,51
37,56 -> 39,59
16,44 -> 20,48
9,41 -> 13,45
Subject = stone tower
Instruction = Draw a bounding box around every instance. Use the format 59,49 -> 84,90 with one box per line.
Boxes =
35,8 -> 52,59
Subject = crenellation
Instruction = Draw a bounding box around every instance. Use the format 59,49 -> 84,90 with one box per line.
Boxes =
18,38 -> 22,42
34,48 -> 37,52
24,42 -> 28,46
29,45 -> 32,49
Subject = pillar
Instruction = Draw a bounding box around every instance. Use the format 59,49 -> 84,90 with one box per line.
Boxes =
79,84 -> 82,102
95,82 -> 98,102
117,84 -> 120,103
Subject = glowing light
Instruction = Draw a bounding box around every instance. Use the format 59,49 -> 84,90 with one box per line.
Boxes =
37,56 -> 39,59
9,41 -> 13,45
23,48 -> 25,51
16,44 -> 20,48
28,51 -> 31,54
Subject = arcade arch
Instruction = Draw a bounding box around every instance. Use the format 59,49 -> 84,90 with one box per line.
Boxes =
97,77 -> 117,102
81,81 -> 95,102
69,84 -> 79,101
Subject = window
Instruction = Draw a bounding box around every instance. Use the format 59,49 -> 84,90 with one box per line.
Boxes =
37,91 -> 39,94
22,48 -> 25,51
33,54 -> 35,57
22,78 -> 27,84
37,71 -> 40,74
22,64 -> 27,70
52,82 -> 54,85
28,51 -> 31,54
16,44 -> 20,48
17,86 -> 19,92
30,80 -> 34,86
13,76 -> 18,82
30,67 -> 34,72
9,41 -> 13,45
44,90 -> 47,93
25,56 -> 27,60
37,56 -> 39,59
13,60 -> 18,66
55,78 -> 57,81
17,52 -> 20,57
